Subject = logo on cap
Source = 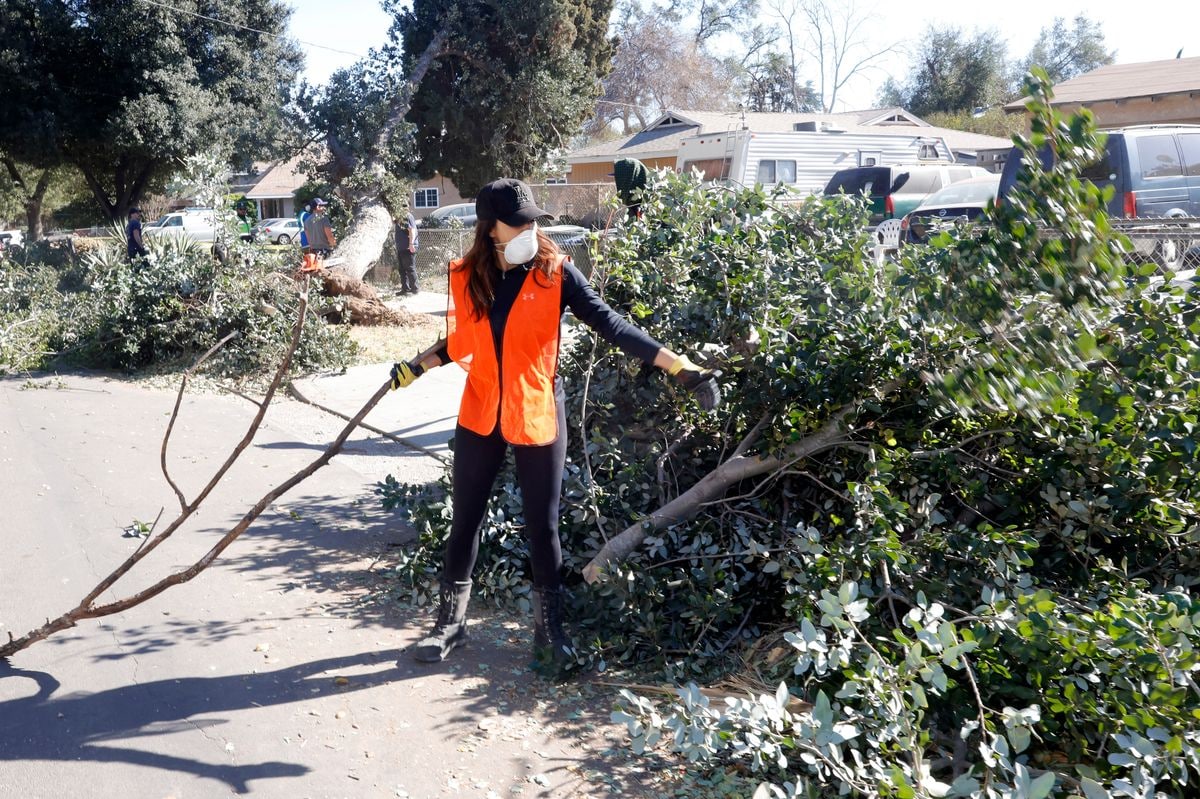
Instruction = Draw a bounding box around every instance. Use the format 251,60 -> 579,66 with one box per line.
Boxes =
513,183 -> 534,207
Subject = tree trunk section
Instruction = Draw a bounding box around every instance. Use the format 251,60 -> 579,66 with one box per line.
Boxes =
328,195 -> 393,282
24,170 -> 51,241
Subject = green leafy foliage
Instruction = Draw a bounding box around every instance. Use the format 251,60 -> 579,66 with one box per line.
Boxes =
0,0 -> 302,222
394,0 -> 614,195
380,73 -> 1199,796
1,154 -> 355,377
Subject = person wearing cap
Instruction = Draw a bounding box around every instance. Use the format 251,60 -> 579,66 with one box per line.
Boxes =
302,198 -> 336,257
126,207 -> 148,263
387,177 -> 721,671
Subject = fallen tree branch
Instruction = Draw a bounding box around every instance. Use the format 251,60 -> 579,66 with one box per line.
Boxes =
582,381 -> 903,583
0,299 -> 444,661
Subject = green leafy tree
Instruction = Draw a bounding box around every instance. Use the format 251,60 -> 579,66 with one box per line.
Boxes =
0,160 -> 95,238
739,50 -> 819,112
1016,14 -> 1114,88
304,0 -> 614,281
0,0 -> 302,229
878,25 -> 1009,116
398,0 -> 614,198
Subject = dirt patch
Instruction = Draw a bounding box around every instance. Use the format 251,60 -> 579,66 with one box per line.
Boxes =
349,317 -> 443,366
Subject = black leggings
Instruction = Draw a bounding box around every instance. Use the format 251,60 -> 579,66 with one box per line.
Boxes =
441,399 -> 568,588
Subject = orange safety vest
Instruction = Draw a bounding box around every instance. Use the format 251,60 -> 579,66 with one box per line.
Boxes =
446,255 -> 565,445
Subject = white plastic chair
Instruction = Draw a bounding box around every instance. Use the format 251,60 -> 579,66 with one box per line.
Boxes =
873,218 -> 903,265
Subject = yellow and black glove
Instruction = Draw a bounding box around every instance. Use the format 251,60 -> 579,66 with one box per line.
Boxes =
389,360 -> 425,390
668,354 -> 722,411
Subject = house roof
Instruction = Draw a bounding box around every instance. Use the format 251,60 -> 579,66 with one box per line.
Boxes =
244,155 -> 308,200
569,108 -> 1011,163
1006,56 -> 1200,110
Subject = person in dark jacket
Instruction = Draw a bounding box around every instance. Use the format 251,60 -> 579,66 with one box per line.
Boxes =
127,208 -> 148,263
387,178 -> 720,670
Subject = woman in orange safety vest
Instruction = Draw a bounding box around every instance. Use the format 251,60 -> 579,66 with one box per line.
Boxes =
388,178 -> 720,669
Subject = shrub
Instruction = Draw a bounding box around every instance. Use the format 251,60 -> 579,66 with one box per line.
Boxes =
379,73 -> 1199,797
1,232 -> 356,377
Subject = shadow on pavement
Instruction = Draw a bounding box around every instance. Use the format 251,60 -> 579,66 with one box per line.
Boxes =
0,653 -> 391,794
1,642 -> 661,797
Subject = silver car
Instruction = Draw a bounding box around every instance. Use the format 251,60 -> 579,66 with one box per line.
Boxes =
253,217 -> 303,244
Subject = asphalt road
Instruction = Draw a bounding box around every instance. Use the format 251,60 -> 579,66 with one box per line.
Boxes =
0,373 -> 657,799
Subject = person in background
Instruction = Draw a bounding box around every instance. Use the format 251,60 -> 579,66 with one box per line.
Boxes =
302,198 -> 336,257
127,207 -> 148,263
387,178 -> 720,671
298,201 -> 313,252
613,157 -> 648,220
395,206 -> 420,294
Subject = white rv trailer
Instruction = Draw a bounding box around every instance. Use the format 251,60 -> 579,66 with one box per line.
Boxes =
675,125 -> 957,194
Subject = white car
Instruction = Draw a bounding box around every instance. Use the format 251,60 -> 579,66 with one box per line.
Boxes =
0,229 -> 24,248
144,210 -> 217,243
253,217 -> 302,244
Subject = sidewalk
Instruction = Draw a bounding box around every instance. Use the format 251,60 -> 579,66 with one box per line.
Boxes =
292,290 -> 463,461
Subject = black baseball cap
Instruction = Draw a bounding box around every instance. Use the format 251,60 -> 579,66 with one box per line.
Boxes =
129,207 -> 142,215
475,178 -> 549,226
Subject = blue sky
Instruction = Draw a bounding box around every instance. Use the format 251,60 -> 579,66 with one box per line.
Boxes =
286,0 -> 1199,110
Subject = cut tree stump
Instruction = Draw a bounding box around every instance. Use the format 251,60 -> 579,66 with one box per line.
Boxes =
315,268 -> 419,326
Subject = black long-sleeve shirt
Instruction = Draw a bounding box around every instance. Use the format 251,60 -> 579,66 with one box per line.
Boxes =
438,260 -> 663,369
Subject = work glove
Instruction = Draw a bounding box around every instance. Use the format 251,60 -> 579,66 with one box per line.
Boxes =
668,354 -> 722,411
390,360 -> 425,390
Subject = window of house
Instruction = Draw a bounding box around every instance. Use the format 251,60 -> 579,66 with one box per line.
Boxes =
1137,135 -> 1182,178
414,188 -> 439,208
756,159 -> 797,184
544,176 -> 567,185
918,143 -> 940,160
859,151 -> 881,167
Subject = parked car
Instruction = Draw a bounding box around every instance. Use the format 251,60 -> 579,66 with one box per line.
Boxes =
0,229 -> 25,248
997,124 -> 1200,266
420,203 -> 477,228
252,217 -> 302,244
899,175 -> 1001,244
824,164 -> 991,225
143,209 -> 217,243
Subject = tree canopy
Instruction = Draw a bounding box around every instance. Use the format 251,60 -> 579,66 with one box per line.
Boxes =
0,0 -> 302,224
1016,14 -> 1115,87
395,0 -> 615,196
877,25 -> 1009,116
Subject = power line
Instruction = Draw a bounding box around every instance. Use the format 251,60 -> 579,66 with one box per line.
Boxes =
134,0 -> 368,60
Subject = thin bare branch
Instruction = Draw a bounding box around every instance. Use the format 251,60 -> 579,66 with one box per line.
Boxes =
161,330 -> 239,510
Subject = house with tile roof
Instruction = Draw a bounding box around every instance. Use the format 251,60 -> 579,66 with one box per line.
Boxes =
1005,56 -> 1200,128
566,108 -> 1015,186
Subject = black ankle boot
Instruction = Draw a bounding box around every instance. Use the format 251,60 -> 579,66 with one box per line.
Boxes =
412,580 -> 472,663
531,586 -> 575,670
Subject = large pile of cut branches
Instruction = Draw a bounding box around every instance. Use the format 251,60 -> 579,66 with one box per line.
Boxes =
381,75 -> 1199,797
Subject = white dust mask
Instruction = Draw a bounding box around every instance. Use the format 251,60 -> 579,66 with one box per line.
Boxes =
501,223 -> 539,265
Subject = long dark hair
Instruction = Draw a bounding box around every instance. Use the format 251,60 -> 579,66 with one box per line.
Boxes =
454,220 -> 561,320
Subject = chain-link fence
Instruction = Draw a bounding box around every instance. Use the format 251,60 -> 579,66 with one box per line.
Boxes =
365,228 -> 597,290
530,183 -> 617,226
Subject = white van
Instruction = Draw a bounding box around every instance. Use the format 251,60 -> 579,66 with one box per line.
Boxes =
144,209 -> 217,243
